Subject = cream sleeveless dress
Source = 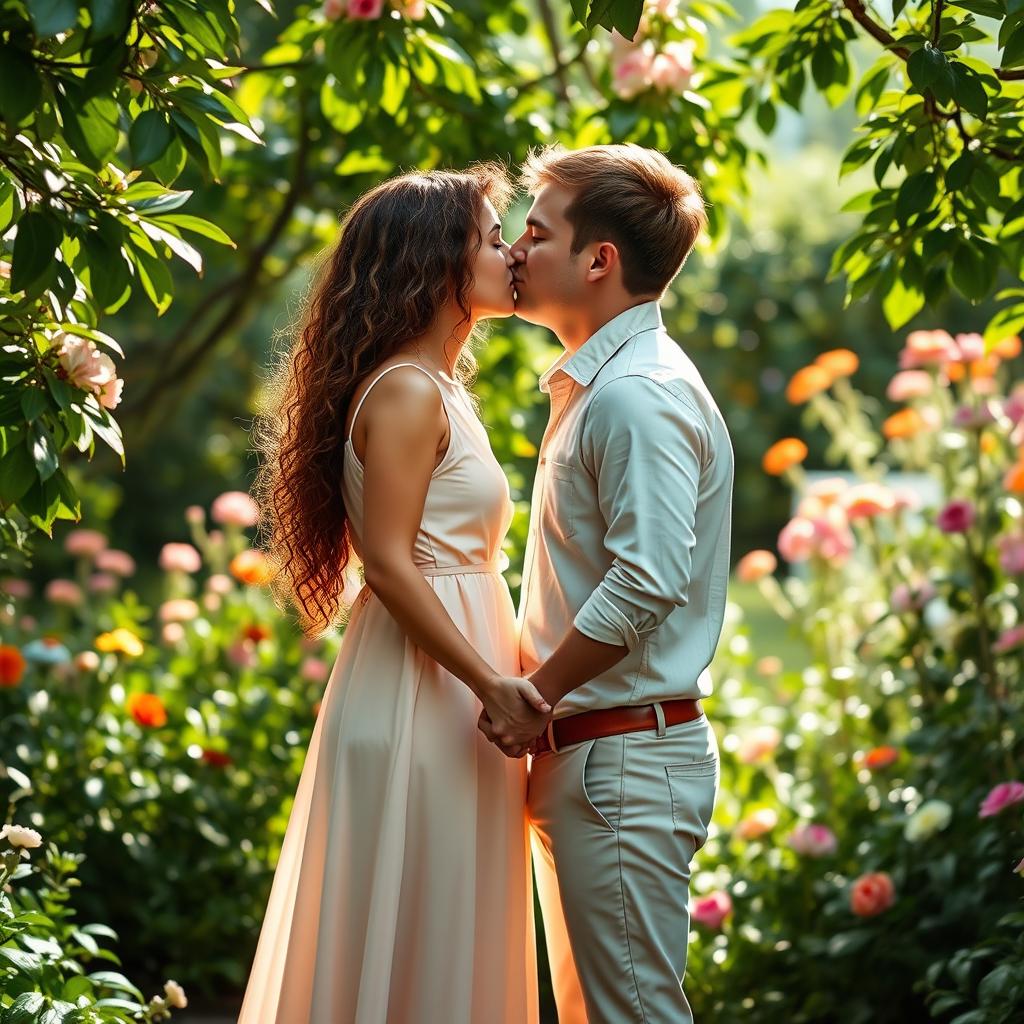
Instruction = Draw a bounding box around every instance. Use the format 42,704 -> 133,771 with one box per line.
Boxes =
237,364 -> 538,1023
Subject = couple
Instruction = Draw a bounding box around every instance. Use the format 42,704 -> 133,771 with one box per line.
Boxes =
240,143 -> 734,1024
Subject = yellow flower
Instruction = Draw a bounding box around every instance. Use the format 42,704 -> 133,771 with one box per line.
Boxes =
95,628 -> 144,657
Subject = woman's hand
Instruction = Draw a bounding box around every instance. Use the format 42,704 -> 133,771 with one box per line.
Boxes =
477,676 -> 551,757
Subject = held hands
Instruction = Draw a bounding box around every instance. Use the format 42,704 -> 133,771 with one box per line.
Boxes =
477,675 -> 552,759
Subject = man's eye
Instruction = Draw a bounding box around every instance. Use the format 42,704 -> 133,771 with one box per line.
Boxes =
532,236 -> 545,243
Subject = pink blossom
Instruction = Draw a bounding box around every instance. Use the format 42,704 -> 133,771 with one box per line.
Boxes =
993,626 -> 1024,655
891,580 -> 937,614
953,402 -> 997,430
735,807 -> 778,840
736,725 -> 782,764
159,598 -> 200,623
207,573 -> 234,595
159,542 -> 202,573
0,578 -> 32,599
936,499 -> 976,533
612,43 -> 655,98
892,487 -> 922,512
64,529 -> 108,558
842,482 -> 896,521
650,41 -> 694,94
162,622 -> 185,645
391,0 -> 425,16
952,333 -> 985,363
691,890 -> 732,930
202,593 -> 221,614
735,550 -> 777,583
850,872 -> 895,917
75,651 -> 100,672
211,491 -> 260,528
44,579 -> 84,606
997,533 -> 1024,575
57,335 -> 117,392
95,549 -> 136,577
347,0 -> 384,17
185,505 -> 205,525
87,573 -> 118,594
98,376 -> 123,410
227,638 -> 258,668
300,657 -> 330,683
886,370 -> 933,402
788,822 -> 838,857
777,517 -> 816,563
979,781 -> 1024,818
781,505 -> 855,565
899,330 -> 956,369
323,0 -> 345,18
1004,391 -> 1024,426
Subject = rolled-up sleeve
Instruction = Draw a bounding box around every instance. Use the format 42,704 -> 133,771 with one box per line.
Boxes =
573,375 -> 708,650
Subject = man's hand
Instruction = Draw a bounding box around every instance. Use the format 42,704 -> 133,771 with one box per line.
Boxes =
477,676 -> 551,758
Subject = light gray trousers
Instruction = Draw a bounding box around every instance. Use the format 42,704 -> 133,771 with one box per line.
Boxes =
528,711 -> 720,1024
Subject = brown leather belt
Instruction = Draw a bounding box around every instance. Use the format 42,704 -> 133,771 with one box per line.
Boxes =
532,698 -> 703,757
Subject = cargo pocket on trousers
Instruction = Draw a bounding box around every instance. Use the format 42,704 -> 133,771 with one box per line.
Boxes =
665,757 -> 718,848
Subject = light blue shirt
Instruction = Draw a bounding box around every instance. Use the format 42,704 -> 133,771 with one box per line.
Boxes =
517,301 -> 735,718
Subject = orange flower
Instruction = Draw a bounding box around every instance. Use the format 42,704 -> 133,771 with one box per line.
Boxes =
126,692 -> 167,728
994,335 -> 1022,360
762,438 -> 808,476
0,645 -> 26,687
944,362 -> 965,382
814,348 -> 859,379
882,408 -> 926,440
785,365 -> 832,405
1004,462 -> 1024,493
851,871 -> 895,917
970,354 -> 1000,379
736,550 -> 778,583
229,549 -> 274,587
861,745 -> 899,770
242,623 -> 272,643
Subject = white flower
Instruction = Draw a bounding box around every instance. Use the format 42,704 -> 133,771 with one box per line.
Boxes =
904,799 -> 952,842
164,980 -> 188,1008
1,824 -> 43,849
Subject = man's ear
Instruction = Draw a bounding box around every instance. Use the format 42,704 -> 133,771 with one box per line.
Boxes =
586,241 -> 619,283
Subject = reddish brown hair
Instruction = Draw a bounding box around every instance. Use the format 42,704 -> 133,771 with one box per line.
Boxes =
520,143 -> 707,295
252,164 -> 512,637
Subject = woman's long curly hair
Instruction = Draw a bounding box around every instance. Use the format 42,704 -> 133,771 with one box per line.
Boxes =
252,164 -> 513,638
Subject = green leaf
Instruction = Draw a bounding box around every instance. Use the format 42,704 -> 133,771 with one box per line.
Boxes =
1002,25 -> 1024,68
951,239 -> 995,301
883,273 -> 926,328
10,212 -> 62,294
5,992 -> 45,1024
129,110 -> 173,167
20,387 -> 49,423
57,89 -> 120,168
907,44 -> 949,92
153,213 -> 234,247
0,438 -> 36,504
946,152 -> 975,190
90,0 -> 131,38
28,420 -> 58,481
896,170 -> 937,224
951,62 -> 988,118
0,47 -> 43,125
27,0 -> 78,36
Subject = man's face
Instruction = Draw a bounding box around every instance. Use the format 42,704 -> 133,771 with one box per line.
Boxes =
508,183 -> 584,329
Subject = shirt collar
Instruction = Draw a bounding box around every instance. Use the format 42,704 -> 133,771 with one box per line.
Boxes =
538,300 -> 663,393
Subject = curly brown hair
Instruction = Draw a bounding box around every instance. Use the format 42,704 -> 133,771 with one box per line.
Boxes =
252,164 -> 513,638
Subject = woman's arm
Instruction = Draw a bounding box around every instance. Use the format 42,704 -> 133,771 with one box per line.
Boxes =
357,367 -> 550,727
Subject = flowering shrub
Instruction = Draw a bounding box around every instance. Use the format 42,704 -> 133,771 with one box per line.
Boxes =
688,334 -> 1024,1022
0,822 -> 186,1021
0,495 -> 345,993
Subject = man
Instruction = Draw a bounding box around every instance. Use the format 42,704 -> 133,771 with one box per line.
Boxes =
481,144 -> 734,1023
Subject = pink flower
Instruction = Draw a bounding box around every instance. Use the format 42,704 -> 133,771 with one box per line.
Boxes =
207,573 -> 234,595
57,335 -> 117,392
886,370 -> 933,402
691,890 -> 732,930
788,823 -> 837,857
162,622 -> 185,644
936,499 -> 976,533
211,491 -> 260,528
1004,391 -> 1024,426
649,41 -> 694,94
391,0 -> 425,16
612,43 -> 655,98
185,505 -> 205,525
159,542 -> 202,573
952,332 -> 985,362
735,550 -> 777,583
778,517 -> 815,562
953,402 -> 997,430
323,0 -> 345,18
98,376 -> 123,410
300,657 -> 330,683
347,0 -> 384,17
44,579 -> 84,606
891,580 -> 937,614
1,578 -> 33,599
64,529 -> 108,558
202,593 -> 221,614
899,330 -> 956,369
227,638 -> 258,668
159,599 -> 200,623
95,549 -> 136,576
993,625 -> 1024,655
735,807 -> 778,840
87,573 -> 118,594
979,781 -> 1024,818
998,533 -> 1024,575
75,651 -> 100,672
850,872 -> 895,917
736,725 -> 782,764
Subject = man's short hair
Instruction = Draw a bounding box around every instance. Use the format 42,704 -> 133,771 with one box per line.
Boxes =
520,143 -> 708,296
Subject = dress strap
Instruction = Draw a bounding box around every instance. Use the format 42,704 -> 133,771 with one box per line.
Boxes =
347,363 -> 444,444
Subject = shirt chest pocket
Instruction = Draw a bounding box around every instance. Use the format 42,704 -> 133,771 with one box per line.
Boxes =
545,460 -> 578,540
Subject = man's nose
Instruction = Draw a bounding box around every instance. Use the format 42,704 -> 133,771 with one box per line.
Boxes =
509,239 -> 528,265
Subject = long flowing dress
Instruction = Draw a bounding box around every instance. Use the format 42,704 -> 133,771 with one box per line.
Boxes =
237,363 -> 538,1023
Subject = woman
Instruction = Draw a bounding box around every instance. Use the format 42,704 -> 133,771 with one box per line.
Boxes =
241,165 -> 546,1023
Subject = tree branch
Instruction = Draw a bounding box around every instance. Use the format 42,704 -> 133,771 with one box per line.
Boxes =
537,0 -> 570,102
